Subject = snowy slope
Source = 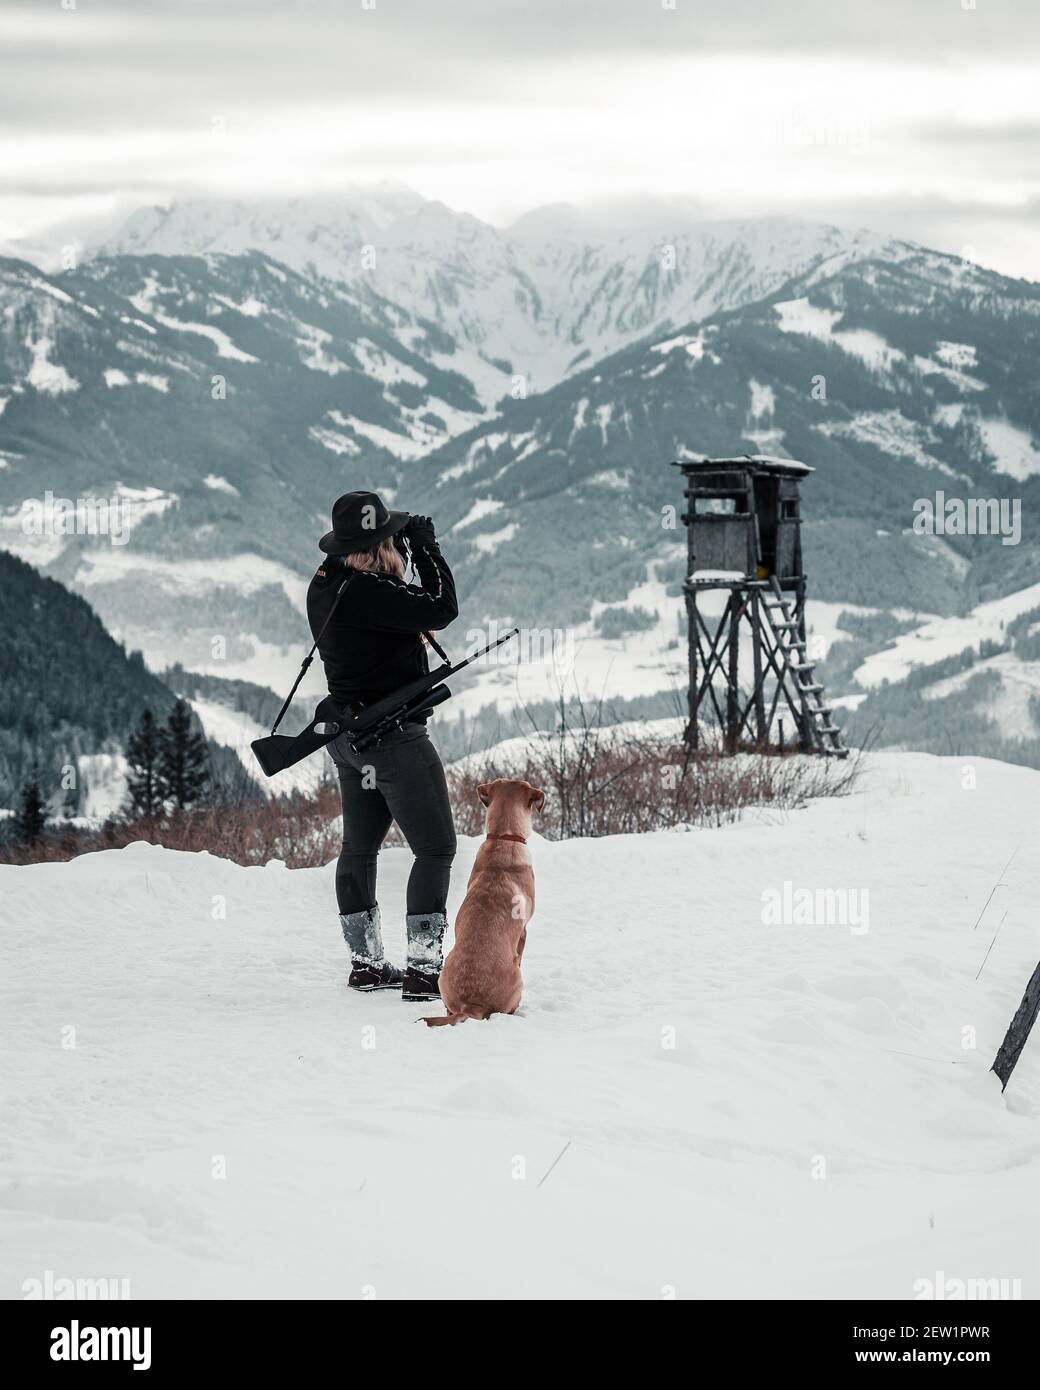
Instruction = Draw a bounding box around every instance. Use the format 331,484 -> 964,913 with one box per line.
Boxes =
187,696 -> 325,797
440,565 -> 873,724
2,752 -> 1038,1299
917,652 -> 1040,743
856,581 -> 1040,688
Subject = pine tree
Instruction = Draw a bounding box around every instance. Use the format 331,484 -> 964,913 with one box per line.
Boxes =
12,772 -> 47,846
125,708 -> 165,818
158,699 -> 210,811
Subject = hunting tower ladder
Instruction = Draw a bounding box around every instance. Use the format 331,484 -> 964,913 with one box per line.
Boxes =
674,454 -> 848,758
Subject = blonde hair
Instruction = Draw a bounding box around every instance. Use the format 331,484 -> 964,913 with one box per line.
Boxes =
345,536 -> 406,580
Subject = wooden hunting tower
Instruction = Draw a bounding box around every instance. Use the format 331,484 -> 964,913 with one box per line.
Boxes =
673,454 -> 847,757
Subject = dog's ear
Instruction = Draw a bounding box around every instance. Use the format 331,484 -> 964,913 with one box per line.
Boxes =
476,782 -> 493,808
528,786 -> 545,813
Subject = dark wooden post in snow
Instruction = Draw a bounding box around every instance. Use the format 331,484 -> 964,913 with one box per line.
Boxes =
992,960 -> 1040,1091
674,454 -> 846,758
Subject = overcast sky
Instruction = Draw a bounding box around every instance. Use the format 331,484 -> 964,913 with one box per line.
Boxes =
2,0 -> 1039,278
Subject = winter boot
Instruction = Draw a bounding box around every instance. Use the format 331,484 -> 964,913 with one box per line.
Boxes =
340,906 -> 404,991
402,912 -> 447,1002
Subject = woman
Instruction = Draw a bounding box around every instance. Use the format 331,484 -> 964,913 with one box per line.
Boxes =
306,490 -> 459,1001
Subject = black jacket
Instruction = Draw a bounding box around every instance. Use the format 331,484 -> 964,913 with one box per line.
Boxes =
305,542 -> 459,712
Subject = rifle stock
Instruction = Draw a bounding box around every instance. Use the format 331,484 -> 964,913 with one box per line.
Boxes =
250,695 -> 347,777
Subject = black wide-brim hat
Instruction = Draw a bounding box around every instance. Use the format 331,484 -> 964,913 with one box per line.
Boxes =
319,489 -> 409,556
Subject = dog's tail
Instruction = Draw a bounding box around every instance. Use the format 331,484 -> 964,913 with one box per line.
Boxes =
422,1006 -> 488,1028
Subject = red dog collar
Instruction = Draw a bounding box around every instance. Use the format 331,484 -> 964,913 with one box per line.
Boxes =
486,832 -> 527,844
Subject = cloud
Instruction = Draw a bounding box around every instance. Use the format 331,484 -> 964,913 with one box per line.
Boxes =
797,193 -> 1040,281
4,0 -> 1040,130
1,0 -> 1039,279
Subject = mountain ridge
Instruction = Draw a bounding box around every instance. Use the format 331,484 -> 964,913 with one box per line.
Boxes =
88,188 -> 923,394
3,198 -> 1040,763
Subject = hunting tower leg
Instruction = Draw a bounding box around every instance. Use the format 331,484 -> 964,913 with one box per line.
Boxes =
725,594 -> 741,753
684,588 -> 699,750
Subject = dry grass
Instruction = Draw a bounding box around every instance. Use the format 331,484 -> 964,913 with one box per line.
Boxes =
0,784 -> 342,869
2,716 -> 861,866
448,724 -> 861,839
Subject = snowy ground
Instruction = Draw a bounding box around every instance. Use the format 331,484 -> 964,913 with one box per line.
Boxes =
856,580 -> 1040,689
2,751 -> 1039,1300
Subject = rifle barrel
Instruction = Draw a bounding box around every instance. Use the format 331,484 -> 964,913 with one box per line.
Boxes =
448,627 -> 520,675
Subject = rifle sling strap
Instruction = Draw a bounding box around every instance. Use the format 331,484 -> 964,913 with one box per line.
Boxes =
424,630 -> 450,665
270,572 -> 355,735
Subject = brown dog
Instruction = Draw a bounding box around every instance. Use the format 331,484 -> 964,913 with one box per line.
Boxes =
424,778 -> 544,1027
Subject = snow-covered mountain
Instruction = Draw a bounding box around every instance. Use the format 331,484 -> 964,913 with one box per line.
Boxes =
408,241 -> 1040,757
4,750 -> 1038,1296
5,194 -> 1040,765
0,249 -> 487,675
93,186 -> 908,396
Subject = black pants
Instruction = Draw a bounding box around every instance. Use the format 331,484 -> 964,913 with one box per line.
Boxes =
329,723 -> 457,917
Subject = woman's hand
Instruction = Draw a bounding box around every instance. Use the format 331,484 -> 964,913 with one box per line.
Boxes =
403,514 -> 436,547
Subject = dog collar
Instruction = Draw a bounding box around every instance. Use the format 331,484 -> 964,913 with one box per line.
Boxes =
486,832 -> 527,844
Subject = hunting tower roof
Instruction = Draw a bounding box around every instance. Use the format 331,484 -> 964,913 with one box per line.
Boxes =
672,454 -> 814,477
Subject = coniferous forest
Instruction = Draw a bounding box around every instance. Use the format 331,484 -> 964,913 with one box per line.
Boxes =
0,550 -> 255,833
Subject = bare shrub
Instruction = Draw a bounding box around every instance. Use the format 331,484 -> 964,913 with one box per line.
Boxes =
447,698 -> 861,840
1,709 -> 861,865
0,779 -> 345,869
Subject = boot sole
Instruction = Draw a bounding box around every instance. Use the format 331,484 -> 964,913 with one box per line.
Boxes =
349,981 -> 404,992
402,993 -> 439,1003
